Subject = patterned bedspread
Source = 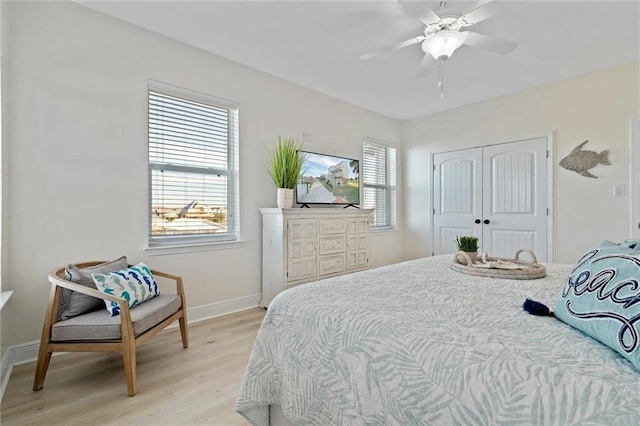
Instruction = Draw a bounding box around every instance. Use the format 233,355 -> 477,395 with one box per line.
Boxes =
236,256 -> 640,425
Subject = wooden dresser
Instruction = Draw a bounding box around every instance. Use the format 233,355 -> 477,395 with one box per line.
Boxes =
259,208 -> 373,307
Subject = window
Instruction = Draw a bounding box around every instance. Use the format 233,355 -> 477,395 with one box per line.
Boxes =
362,139 -> 396,229
148,81 -> 239,247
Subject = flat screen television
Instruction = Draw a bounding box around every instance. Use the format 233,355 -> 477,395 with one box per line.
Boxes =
296,151 -> 360,206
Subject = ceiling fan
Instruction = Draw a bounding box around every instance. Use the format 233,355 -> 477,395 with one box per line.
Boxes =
360,1 -> 517,97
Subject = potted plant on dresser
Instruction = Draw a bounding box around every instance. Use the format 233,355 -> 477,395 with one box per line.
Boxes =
456,235 -> 479,265
266,136 -> 305,208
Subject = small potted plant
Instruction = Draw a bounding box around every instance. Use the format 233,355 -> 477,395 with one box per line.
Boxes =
266,136 -> 306,208
456,236 -> 479,264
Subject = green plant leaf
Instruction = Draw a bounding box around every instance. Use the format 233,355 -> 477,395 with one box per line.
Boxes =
455,236 -> 479,252
265,136 -> 306,189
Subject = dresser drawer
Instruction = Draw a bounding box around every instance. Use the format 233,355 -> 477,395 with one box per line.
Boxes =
287,218 -> 317,240
319,236 -> 345,255
318,254 -> 345,276
347,217 -> 369,234
347,250 -> 368,270
318,217 -> 345,235
347,235 -> 368,249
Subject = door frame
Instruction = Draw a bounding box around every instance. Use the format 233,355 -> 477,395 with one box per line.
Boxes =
431,133 -> 554,261
631,118 -> 640,238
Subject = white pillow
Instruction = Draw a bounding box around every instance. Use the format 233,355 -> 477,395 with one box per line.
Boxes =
92,263 -> 160,316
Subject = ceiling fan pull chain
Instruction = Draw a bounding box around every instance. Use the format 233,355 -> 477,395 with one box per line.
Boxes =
438,60 -> 445,99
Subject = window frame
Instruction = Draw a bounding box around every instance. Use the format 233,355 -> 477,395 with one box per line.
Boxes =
362,138 -> 396,230
147,80 -> 240,248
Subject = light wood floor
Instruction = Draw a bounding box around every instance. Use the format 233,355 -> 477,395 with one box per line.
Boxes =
1,307 -> 266,425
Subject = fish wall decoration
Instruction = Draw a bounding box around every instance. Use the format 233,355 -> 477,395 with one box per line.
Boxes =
559,140 -> 610,178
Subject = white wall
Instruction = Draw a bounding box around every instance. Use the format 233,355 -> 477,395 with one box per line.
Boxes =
0,0 -> 5,289
0,0 -> 8,365
402,61 -> 640,264
1,1 -> 403,349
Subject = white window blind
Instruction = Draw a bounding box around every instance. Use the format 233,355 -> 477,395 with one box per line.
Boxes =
148,82 -> 239,246
363,140 -> 396,229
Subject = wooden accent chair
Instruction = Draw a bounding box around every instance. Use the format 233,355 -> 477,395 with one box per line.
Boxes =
33,261 -> 188,397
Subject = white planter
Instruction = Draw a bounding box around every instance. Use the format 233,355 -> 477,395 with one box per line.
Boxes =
277,188 -> 294,208
464,251 -> 478,264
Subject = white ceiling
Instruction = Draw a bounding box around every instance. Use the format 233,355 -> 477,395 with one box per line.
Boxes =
77,1 -> 640,121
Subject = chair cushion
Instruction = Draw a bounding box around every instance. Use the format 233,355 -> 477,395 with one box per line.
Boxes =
91,263 -> 160,316
52,294 -> 181,341
59,256 -> 128,321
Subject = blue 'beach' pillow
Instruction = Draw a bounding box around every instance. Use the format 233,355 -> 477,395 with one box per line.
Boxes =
555,241 -> 640,372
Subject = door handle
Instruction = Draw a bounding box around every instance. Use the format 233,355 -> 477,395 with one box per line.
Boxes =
474,219 -> 481,224
484,219 -> 490,225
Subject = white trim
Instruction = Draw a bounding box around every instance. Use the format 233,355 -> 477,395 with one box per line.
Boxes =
148,79 -> 239,110
0,290 -> 12,311
546,132 -> 555,262
363,139 -> 397,229
3,340 -> 41,367
0,350 -> 15,402
0,293 -> 261,401
363,135 -> 396,149
1,340 -> 40,401
370,228 -> 399,235
431,132 -> 553,154
429,153 -> 435,257
168,293 -> 261,326
631,118 -> 640,238
145,239 -> 246,256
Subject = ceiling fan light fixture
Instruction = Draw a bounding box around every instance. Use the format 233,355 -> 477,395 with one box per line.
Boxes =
422,30 -> 465,61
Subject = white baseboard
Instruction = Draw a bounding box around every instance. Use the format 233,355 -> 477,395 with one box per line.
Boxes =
0,293 -> 261,401
175,292 -> 261,325
0,350 -> 14,402
0,339 -> 40,401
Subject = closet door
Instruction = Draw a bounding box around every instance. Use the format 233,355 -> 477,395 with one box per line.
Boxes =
433,148 -> 483,255
482,138 -> 547,260
433,137 -> 548,261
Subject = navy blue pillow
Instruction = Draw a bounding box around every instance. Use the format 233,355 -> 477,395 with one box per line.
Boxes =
621,239 -> 640,250
555,241 -> 640,372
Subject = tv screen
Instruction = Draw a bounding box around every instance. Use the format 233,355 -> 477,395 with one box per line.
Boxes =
296,151 -> 360,205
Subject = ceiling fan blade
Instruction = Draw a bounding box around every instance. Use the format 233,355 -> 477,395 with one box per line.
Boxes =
462,31 -> 517,54
399,1 -> 441,25
415,54 -> 436,77
458,1 -> 496,27
360,36 -> 426,60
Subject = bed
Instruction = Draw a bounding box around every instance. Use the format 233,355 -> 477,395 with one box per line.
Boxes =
235,255 -> 640,425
